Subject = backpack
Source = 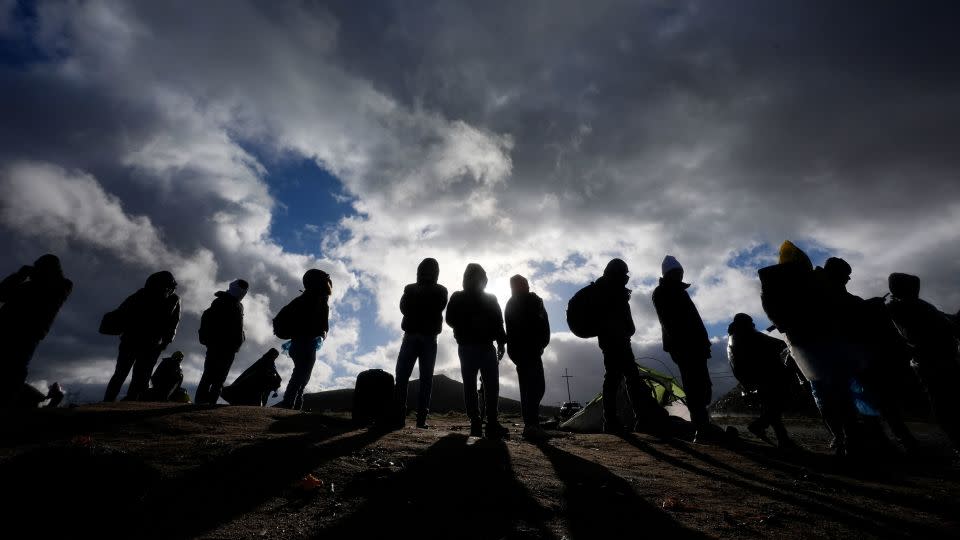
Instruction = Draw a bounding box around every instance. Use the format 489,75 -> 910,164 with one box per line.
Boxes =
272,301 -> 297,340
99,309 -> 126,336
352,369 -> 395,427
566,282 -> 600,338
198,305 -> 214,346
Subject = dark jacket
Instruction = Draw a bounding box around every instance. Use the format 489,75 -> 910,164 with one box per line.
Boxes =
199,291 -> 245,352
446,291 -> 506,346
594,275 -> 636,345
278,290 -> 329,340
0,266 -> 72,342
400,261 -> 448,336
861,296 -> 912,372
727,328 -> 789,389
505,292 -> 550,360
759,263 -> 847,341
652,278 -> 711,359
887,275 -> 958,363
113,289 -> 180,346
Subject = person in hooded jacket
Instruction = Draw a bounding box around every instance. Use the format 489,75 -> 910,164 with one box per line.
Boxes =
759,242 -> 859,456
445,263 -> 509,439
195,279 -> 248,404
887,272 -> 960,449
0,254 -> 72,406
653,255 -> 718,442
727,313 -> 798,449
505,274 -> 550,440
277,269 -> 331,410
103,271 -> 180,402
393,258 -> 448,428
148,351 -> 185,401
595,258 -> 669,435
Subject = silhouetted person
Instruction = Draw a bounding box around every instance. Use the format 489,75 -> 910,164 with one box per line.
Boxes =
195,279 -> 248,404
887,272 -> 960,449
595,258 -> 668,435
445,263 -> 508,439
102,271 -> 180,402
222,348 -> 282,406
505,274 -> 550,440
147,351 -> 185,401
393,258 -> 448,428
760,242 -> 858,456
274,269 -> 331,410
46,382 -> 65,408
824,258 -> 916,450
0,254 -> 72,407
727,314 -> 797,449
653,256 -> 717,442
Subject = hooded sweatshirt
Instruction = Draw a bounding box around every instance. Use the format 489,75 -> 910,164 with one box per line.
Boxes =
400,258 -> 449,336
199,291 -> 246,352
887,273 -> 958,362
652,276 -> 711,359
114,271 -> 181,346
445,263 -> 506,346
0,255 -> 73,341
505,275 -> 550,359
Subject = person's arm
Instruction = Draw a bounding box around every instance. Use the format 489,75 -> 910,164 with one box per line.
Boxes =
492,297 -> 507,360
538,298 -> 551,349
0,266 -> 31,302
399,285 -> 412,316
163,299 -> 181,348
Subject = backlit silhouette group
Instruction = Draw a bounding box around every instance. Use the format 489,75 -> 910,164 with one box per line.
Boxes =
3,242 -> 959,455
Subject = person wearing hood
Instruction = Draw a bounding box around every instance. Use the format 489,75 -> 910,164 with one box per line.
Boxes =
445,263 -> 509,439
393,258 -> 449,428
505,274 -> 551,440
653,255 -> 718,442
149,351 -> 186,401
103,271 -> 180,402
195,279 -> 248,404
275,269 -> 331,410
887,272 -> 960,449
759,242 -> 859,456
727,313 -> 798,449
594,258 -> 669,435
0,254 -> 72,406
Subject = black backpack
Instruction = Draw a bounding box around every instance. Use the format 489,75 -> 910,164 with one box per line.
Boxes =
272,301 -> 297,340
567,282 -> 600,338
352,369 -> 395,427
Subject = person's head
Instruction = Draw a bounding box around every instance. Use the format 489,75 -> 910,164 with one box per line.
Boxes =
145,271 -> 177,297
32,254 -> 63,281
603,258 -> 630,287
416,258 -> 440,285
171,351 -> 184,363
888,272 -> 921,301
509,274 -> 529,297
727,313 -> 755,335
823,257 -> 852,287
228,279 -> 249,301
661,255 -> 683,282
303,269 -> 333,295
462,263 -> 488,292
778,240 -> 813,271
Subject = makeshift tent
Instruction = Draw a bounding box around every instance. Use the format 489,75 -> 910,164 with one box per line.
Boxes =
560,364 -> 689,432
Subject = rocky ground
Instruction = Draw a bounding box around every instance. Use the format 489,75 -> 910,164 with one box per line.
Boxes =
2,403 -> 959,539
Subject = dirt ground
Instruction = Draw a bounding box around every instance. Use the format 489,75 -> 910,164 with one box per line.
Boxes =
2,403 -> 959,539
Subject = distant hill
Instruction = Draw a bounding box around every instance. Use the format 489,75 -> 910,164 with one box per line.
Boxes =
303,373 -> 560,416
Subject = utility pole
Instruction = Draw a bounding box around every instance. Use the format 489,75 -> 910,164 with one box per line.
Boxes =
562,368 -> 574,403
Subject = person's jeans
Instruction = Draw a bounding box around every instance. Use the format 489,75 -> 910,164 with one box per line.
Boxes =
600,338 -> 666,428
104,340 -> 162,402
281,338 -> 319,410
513,354 -> 545,426
394,333 -> 438,421
195,348 -> 237,404
459,343 -> 499,423
672,354 -> 713,429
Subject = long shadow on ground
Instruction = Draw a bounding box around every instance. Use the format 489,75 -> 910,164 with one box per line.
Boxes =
534,441 -> 708,540
315,434 -> 557,540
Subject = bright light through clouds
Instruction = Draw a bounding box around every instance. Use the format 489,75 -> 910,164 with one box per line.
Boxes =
1,1 -> 959,407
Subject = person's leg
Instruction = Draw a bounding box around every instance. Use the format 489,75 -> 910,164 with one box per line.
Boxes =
416,336 -> 437,425
676,357 -> 712,429
0,337 -> 37,407
621,354 -> 668,431
128,344 -> 162,401
601,345 -> 627,431
195,348 -> 217,404
528,357 -> 546,427
479,345 -> 500,424
393,334 -> 418,422
515,359 -> 532,425
104,341 -> 137,402
208,350 -> 236,404
282,339 -> 317,409
459,345 -> 482,434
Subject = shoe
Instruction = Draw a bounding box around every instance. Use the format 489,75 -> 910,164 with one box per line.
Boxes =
522,425 -> 548,442
415,421 -> 431,429
485,421 -> 509,440
470,419 -> 483,437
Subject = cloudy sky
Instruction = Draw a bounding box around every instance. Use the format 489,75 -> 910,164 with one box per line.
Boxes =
2,1 -> 959,407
